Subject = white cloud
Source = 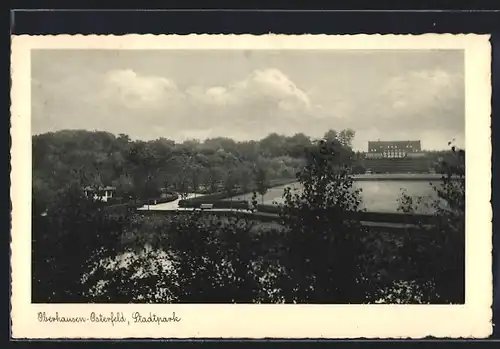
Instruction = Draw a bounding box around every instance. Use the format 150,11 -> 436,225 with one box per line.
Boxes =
379,69 -> 463,119
44,67 -> 315,140
91,68 -> 315,132
102,69 -> 183,109
185,68 -> 311,112
244,68 -> 311,109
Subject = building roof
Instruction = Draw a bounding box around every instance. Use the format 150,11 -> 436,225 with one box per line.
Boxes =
368,140 -> 421,152
83,186 -> 116,191
368,140 -> 421,146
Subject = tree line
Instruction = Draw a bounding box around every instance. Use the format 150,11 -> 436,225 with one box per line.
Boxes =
32,128 -> 358,212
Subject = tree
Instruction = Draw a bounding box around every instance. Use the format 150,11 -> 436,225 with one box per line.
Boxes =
259,133 -> 287,158
207,166 -> 223,193
32,176 -> 56,214
203,137 -> 241,158
126,142 -> 163,199
112,174 -> 135,199
237,165 -> 253,192
337,129 -> 356,148
251,191 -> 259,212
142,177 -> 161,199
323,129 -> 338,142
277,138 -> 367,303
322,129 -> 356,150
175,173 -> 190,200
238,140 -> 260,162
395,142 -> 465,303
190,165 -> 201,194
285,133 -> 312,158
254,167 -> 269,204
224,169 -> 239,201
32,184 -> 129,302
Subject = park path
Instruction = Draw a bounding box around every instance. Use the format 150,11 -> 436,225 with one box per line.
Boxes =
137,193 -> 204,211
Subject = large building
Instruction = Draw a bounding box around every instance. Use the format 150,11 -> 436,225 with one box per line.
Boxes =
366,140 -> 422,159
363,140 -> 430,173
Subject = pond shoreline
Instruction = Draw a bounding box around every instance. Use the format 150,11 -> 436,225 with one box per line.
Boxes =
353,173 -> 456,181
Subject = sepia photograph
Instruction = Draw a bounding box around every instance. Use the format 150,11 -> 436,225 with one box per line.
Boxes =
10,34 -> 492,339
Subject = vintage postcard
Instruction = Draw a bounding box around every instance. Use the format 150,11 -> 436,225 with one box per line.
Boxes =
10,34 -> 492,339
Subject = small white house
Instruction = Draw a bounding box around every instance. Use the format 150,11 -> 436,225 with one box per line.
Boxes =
83,186 -> 116,202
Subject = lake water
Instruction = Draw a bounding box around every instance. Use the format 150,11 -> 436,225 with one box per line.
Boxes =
228,180 -> 441,213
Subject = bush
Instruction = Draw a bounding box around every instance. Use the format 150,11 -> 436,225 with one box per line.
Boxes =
85,213 -> 280,303
256,204 -> 281,214
394,145 -> 465,303
32,185 -> 131,303
274,139 -> 369,303
187,191 -> 244,202
107,193 -> 178,207
154,193 -> 179,204
140,193 -> 179,206
106,197 -> 124,205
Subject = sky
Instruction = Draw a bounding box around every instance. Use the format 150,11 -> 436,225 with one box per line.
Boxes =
31,49 -> 465,151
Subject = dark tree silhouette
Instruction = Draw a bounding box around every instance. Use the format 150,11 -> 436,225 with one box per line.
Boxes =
254,167 -> 270,204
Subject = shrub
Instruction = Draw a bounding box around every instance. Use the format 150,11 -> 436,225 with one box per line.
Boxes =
274,139 -> 370,303
32,185 -> 130,303
186,191 -> 242,202
256,204 -> 281,214
85,213 -> 282,303
394,144 -> 465,303
152,193 -> 179,204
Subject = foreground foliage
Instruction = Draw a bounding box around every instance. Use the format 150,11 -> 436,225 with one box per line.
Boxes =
32,138 -> 465,304
395,144 -> 465,303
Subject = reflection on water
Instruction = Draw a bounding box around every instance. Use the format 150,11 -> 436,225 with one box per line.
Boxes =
229,180 -> 441,213
354,181 -> 439,213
